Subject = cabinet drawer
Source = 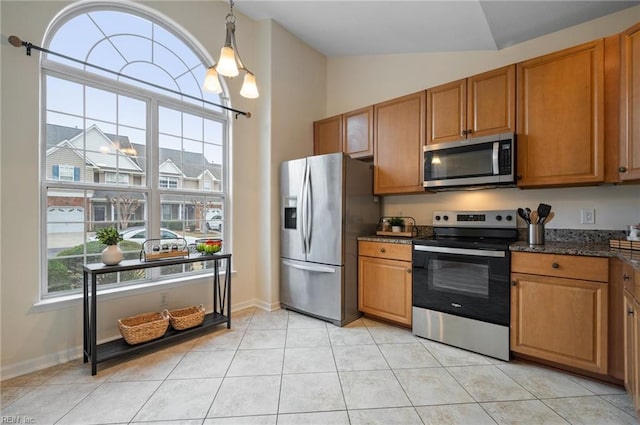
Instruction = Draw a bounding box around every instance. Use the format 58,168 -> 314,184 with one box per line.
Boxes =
511,252 -> 608,282
359,241 -> 412,261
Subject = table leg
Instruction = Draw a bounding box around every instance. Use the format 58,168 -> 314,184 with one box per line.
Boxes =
83,271 -> 88,363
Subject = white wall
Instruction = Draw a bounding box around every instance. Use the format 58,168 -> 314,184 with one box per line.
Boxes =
326,6 -> 640,230
0,0 -> 323,379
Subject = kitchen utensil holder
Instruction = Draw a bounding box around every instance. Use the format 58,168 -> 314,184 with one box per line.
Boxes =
528,224 -> 545,245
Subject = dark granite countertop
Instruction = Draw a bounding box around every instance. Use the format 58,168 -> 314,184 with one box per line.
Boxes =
509,240 -> 614,257
358,235 -> 413,245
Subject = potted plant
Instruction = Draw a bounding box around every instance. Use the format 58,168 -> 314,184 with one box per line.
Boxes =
389,217 -> 405,232
96,226 -> 124,265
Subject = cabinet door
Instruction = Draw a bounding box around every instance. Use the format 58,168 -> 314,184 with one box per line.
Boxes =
608,258 -> 626,381
620,23 -> 640,181
623,292 -> 639,414
313,115 -> 343,156
358,255 -> 412,326
426,79 -> 465,145
467,65 -> 515,138
511,272 -> 608,374
374,91 -> 425,194
344,106 -> 373,158
516,40 -> 604,187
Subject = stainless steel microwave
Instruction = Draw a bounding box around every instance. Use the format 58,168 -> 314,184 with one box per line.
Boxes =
423,132 -> 515,190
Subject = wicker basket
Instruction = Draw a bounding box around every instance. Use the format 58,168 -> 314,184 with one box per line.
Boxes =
118,311 -> 169,345
166,304 -> 206,330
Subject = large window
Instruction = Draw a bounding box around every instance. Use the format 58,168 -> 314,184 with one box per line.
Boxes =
41,5 -> 229,297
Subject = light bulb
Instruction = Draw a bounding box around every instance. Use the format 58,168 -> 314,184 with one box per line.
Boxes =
203,67 -> 222,93
216,46 -> 239,77
240,72 -> 259,99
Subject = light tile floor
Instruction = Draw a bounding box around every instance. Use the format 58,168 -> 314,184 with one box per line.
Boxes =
2,307 -> 638,425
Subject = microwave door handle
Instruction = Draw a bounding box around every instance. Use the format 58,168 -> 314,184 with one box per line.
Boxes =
492,142 -> 500,175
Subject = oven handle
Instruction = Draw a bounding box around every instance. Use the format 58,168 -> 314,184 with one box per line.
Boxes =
414,245 -> 506,258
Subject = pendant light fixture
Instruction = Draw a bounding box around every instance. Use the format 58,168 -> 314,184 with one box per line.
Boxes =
203,0 -> 259,99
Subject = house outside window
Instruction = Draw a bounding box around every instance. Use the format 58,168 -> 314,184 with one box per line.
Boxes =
41,4 -> 229,297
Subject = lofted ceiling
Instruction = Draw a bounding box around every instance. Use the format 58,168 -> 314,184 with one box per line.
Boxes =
233,0 -> 640,57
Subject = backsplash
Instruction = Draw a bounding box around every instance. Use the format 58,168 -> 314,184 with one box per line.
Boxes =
415,225 -> 626,243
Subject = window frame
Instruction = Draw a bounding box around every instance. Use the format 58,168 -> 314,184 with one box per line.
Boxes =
39,2 -> 231,300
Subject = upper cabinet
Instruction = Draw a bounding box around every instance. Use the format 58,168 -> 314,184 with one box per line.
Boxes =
426,65 -> 515,145
344,106 -> 374,159
313,115 -> 342,156
516,40 -> 605,187
374,91 -> 426,195
313,107 -> 374,159
620,23 -> 640,181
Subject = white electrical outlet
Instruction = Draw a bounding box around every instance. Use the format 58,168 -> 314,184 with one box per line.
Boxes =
580,208 -> 595,224
160,292 -> 168,307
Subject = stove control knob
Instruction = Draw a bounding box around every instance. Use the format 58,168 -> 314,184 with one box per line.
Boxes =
443,215 -> 449,221
506,215 -> 513,221
435,215 -> 441,221
496,215 -> 502,221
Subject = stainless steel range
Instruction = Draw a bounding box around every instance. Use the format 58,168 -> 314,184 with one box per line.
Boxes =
412,209 -> 518,361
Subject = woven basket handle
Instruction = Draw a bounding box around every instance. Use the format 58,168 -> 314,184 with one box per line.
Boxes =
161,309 -> 170,319
198,304 -> 205,312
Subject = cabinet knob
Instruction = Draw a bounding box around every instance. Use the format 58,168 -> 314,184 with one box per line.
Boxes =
511,280 -> 517,286
551,262 -> 559,269
380,248 -> 386,253
628,308 -> 635,316
467,129 -> 473,135
619,166 -> 628,173
406,268 -> 412,274
623,274 -> 630,281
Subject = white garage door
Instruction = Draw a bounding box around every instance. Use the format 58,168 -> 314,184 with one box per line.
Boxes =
47,207 -> 84,233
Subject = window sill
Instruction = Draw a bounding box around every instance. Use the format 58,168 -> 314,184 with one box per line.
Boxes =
32,269 -> 237,312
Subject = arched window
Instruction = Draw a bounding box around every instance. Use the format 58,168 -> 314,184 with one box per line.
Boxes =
42,3 -> 229,297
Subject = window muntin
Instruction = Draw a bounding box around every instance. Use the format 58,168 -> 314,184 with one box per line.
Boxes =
42,5 -> 229,297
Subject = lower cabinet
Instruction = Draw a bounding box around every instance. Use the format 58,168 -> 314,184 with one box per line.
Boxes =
358,241 -> 412,326
510,252 -> 608,374
624,292 -> 639,417
623,264 -> 640,418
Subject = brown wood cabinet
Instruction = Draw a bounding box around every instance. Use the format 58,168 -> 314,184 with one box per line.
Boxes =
313,107 -> 374,159
427,65 -> 515,145
358,241 -> 412,326
620,22 -> 640,181
313,115 -> 342,156
374,92 -> 426,194
624,291 -> 640,418
510,252 -> 608,374
623,262 -> 640,419
516,40 -> 605,187
608,258 -> 627,381
344,106 -> 374,158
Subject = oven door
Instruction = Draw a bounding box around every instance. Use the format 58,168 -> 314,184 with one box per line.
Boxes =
412,244 -> 510,326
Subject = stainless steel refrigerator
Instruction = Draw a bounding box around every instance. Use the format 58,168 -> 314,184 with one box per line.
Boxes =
280,152 -> 380,326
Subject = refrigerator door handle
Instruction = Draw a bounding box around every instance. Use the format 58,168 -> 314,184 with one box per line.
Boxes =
300,163 -> 309,253
305,166 -> 312,251
282,260 -> 336,273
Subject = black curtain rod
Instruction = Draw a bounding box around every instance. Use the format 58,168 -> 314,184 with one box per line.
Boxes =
8,35 -> 251,119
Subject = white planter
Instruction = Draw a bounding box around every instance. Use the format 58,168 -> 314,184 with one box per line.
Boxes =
392,226 -> 402,232
101,244 -> 123,265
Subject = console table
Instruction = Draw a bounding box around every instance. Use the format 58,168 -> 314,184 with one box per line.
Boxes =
83,253 -> 231,375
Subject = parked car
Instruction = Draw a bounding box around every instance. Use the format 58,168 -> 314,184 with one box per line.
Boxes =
92,227 -> 198,245
205,210 -> 223,231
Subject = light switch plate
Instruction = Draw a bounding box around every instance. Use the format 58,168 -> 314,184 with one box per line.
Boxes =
581,208 -> 595,224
